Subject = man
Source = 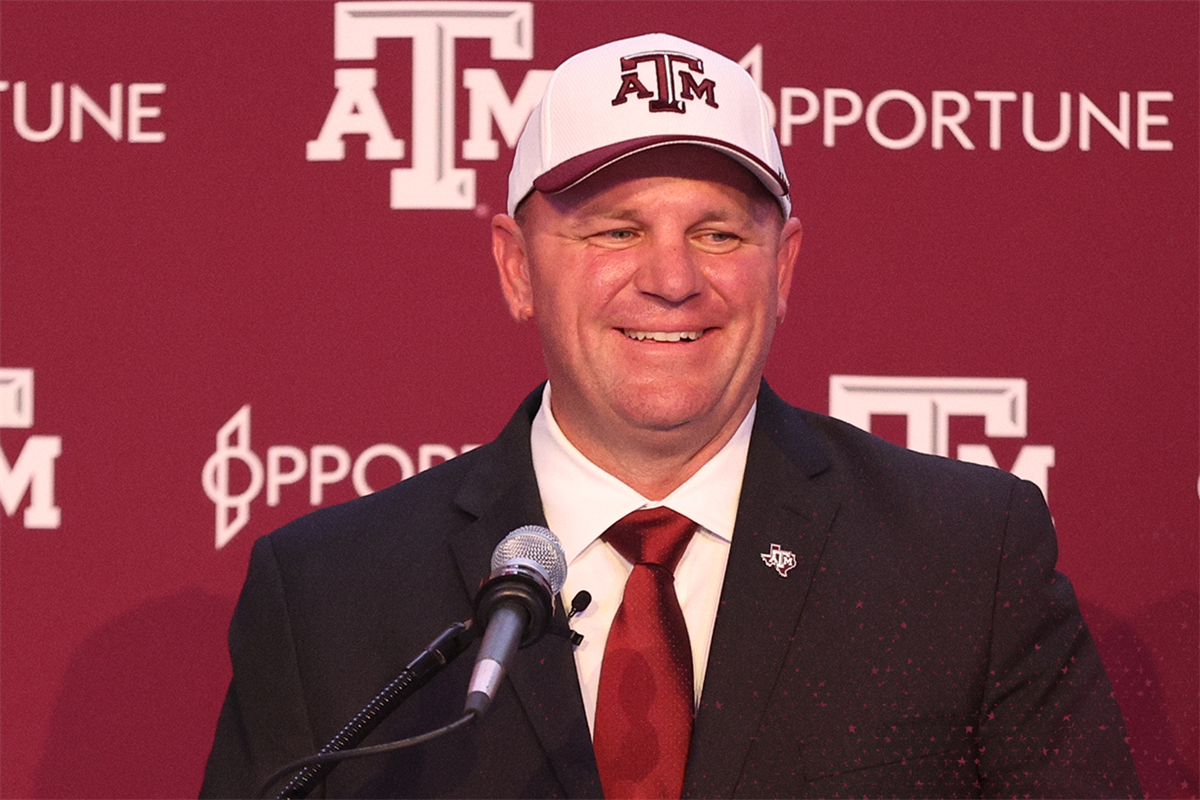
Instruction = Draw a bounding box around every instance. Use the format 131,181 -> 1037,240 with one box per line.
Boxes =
202,33 -> 1140,798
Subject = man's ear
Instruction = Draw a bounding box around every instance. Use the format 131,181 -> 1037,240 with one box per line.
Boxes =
774,216 -> 803,324
492,214 -> 535,322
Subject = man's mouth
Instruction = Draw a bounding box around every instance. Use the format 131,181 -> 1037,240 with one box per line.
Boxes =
622,329 -> 704,342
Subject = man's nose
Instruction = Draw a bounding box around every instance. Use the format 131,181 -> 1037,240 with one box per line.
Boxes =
633,237 -> 703,304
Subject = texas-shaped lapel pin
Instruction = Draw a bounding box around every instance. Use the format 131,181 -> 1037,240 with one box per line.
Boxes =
761,544 -> 797,577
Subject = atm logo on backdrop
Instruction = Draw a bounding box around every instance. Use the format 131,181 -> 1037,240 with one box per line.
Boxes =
202,405 -> 479,548
0,368 -> 62,529
828,376 -> 1055,500
306,1 -> 1175,212
306,1 -> 546,210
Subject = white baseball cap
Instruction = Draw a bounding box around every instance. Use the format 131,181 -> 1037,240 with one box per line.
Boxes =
508,32 -> 791,217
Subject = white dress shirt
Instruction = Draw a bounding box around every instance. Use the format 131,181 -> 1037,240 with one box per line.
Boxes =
529,383 -> 753,735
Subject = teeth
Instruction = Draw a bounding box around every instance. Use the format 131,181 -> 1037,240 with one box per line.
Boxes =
623,330 -> 703,342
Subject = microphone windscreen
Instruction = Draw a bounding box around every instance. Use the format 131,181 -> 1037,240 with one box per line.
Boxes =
491,525 -> 567,595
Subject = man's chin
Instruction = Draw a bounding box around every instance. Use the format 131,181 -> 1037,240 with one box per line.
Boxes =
612,386 -> 746,438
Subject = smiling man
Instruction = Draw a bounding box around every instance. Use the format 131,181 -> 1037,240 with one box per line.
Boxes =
202,34 -> 1139,799
494,145 -> 801,500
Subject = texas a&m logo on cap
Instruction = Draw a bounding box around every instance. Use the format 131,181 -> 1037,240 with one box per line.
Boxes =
612,51 -> 719,113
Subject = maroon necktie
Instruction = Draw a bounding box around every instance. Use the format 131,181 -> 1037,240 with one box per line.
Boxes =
593,507 -> 698,799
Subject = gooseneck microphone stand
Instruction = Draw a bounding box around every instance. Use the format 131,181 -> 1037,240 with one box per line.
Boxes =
270,621 -> 477,799
263,524 -> 571,800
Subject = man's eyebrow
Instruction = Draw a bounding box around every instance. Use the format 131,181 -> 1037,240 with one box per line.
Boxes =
562,206 -> 644,226
691,209 -> 744,224
570,204 -> 752,223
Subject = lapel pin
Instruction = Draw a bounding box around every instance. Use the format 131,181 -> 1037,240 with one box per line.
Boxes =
761,543 -> 797,577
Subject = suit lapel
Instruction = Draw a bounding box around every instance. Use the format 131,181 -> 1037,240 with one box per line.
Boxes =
685,384 -> 840,799
446,387 -> 602,798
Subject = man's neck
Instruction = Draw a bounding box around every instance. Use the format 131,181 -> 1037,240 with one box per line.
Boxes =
548,392 -> 756,501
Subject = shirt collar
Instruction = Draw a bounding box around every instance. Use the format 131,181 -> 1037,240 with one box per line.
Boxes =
530,383 -> 753,564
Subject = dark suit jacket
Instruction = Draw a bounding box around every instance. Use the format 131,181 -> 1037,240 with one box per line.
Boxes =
201,383 -> 1140,798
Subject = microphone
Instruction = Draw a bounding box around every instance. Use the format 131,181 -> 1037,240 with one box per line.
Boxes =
465,525 -> 567,718
567,591 -> 592,619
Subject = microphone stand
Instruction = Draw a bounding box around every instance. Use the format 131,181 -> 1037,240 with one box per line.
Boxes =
274,621 -> 476,799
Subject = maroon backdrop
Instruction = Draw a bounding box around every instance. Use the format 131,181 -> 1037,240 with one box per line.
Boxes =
1,2 -> 1196,797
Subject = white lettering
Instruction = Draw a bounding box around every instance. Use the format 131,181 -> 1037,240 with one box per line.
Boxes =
266,445 -> 307,506
12,81 -> 64,142
127,83 -> 165,143
326,1 -> 535,209
309,444 -> 352,505
0,368 -> 34,428
866,89 -> 926,150
1022,91 -> 1071,152
462,68 -> 551,160
829,375 -> 1056,501
3,83 -> 165,143
780,88 -> 1166,152
418,443 -> 457,472
0,435 -> 62,528
70,84 -> 122,141
352,443 -> 415,495
829,375 -> 1028,458
205,405 -> 481,547
973,90 -> 1018,150
931,90 -> 974,150
778,87 -> 819,146
1079,91 -> 1130,150
306,68 -> 405,161
823,88 -> 863,147
1137,91 -> 1173,151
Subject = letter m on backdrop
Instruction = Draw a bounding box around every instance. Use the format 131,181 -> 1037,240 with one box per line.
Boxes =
828,375 -> 1056,501
0,368 -> 62,529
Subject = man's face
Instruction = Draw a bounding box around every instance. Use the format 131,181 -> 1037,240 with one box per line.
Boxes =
494,145 -> 802,471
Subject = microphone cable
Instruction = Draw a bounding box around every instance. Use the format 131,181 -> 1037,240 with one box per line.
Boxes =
257,712 -> 475,799
257,620 -> 476,799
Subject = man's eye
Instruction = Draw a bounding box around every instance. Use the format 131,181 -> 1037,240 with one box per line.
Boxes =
591,228 -> 636,244
697,231 -> 742,250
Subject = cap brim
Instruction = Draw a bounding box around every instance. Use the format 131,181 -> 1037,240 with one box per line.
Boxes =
532,135 -> 790,205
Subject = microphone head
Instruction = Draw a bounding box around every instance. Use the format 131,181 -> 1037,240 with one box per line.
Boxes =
490,525 -> 567,595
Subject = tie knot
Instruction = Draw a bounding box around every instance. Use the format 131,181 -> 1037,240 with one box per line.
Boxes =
603,507 -> 697,572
